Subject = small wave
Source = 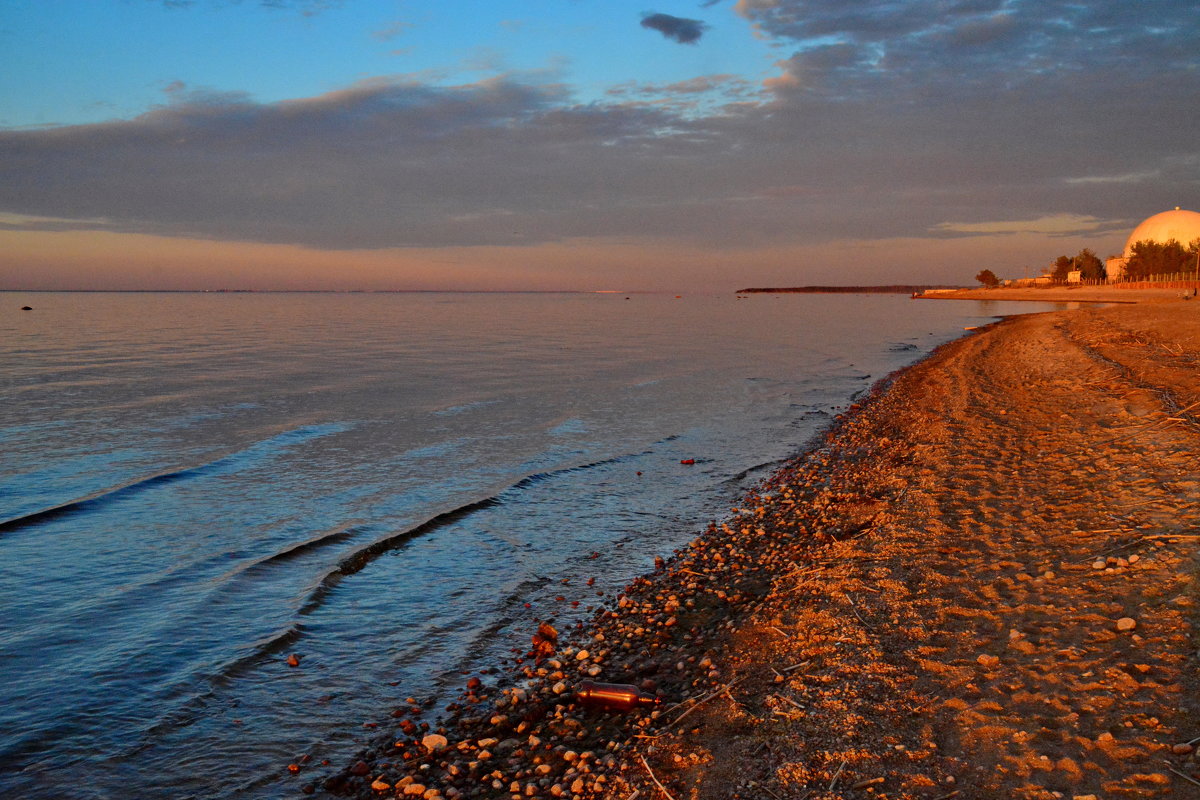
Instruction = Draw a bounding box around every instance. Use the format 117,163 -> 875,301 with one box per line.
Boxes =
548,418 -> 587,436
158,440 -> 676,699
236,526 -> 365,576
434,400 -> 500,417
723,456 -> 791,486
288,446 -> 660,624
0,468 -> 200,535
0,423 -> 350,536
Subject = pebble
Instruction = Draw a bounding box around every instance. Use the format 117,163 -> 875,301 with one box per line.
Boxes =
1116,617 -> 1137,632
422,733 -> 449,753
1172,743 -> 1195,755
371,778 -> 392,791
977,654 -> 1000,668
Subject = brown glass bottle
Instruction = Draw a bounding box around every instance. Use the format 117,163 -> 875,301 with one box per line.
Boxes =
573,680 -> 662,711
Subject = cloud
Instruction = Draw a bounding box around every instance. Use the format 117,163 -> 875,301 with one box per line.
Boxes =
1,0 -> 1197,281
372,21 -> 414,42
1064,171 -> 1160,186
930,214 -> 1121,238
640,13 -> 709,44
158,0 -> 342,13
737,0 -> 1200,105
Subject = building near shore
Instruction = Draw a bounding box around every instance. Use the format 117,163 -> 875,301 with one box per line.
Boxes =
1106,207 -> 1200,281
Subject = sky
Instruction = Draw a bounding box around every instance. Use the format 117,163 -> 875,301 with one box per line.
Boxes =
1,0 -> 1198,291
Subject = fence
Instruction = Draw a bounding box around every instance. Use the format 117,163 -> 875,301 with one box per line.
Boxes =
1108,272 -> 1200,290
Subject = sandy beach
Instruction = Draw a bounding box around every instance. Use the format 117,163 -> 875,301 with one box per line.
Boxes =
317,300 -> 1200,800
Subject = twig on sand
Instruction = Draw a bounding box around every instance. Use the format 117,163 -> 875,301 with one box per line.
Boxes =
666,678 -> 743,729
775,694 -> 806,711
640,755 -> 677,800
934,791 -> 961,800
1165,764 -> 1200,789
1100,397 -> 1200,445
850,777 -> 885,790
843,592 -> 873,630
1079,538 -> 1145,563
828,760 -> 847,791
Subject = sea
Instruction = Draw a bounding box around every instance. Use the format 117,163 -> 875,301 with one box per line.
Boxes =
0,291 -> 1073,799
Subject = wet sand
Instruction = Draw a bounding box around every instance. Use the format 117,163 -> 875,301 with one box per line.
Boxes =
315,301 -> 1200,800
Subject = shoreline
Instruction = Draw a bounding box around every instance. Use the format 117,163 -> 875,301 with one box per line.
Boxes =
917,285 -> 1199,304
313,301 -> 1200,799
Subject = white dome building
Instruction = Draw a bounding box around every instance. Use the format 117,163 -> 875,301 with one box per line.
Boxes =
1107,207 -> 1200,281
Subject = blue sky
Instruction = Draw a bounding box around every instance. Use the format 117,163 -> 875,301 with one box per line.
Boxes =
1,0 -> 1198,290
1,1 -> 772,128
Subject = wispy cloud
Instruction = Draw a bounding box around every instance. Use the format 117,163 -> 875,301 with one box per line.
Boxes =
1065,171 -> 1160,185
931,214 -> 1120,237
159,0 -> 343,13
372,21 -> 414,42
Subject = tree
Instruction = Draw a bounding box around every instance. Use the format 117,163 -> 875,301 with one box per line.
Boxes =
975,269 -> 999,288
1051,255 -> 1072,283
1075,248 -> 1104,281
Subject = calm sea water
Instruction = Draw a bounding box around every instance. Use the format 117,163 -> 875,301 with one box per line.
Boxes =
0,291 -> 1071,799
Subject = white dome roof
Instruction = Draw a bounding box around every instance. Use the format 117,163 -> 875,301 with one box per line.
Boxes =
1124,208 -> 1200,256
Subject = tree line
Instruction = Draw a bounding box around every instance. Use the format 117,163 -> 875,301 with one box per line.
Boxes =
976,238 -> 1200,286
1123,238 -> 1200,281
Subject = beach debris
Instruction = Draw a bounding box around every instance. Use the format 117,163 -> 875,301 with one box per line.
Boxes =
574,680 -> 662,711
679,459 -> 695,465
20,306 -> 32,310
287,653 -> 302,667
851,777 -> 885,790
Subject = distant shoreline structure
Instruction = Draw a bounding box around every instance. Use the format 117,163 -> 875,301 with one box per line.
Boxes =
736,285 -> 960,294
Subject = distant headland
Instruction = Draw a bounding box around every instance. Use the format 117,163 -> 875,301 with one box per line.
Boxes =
736,285 -> 959,294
